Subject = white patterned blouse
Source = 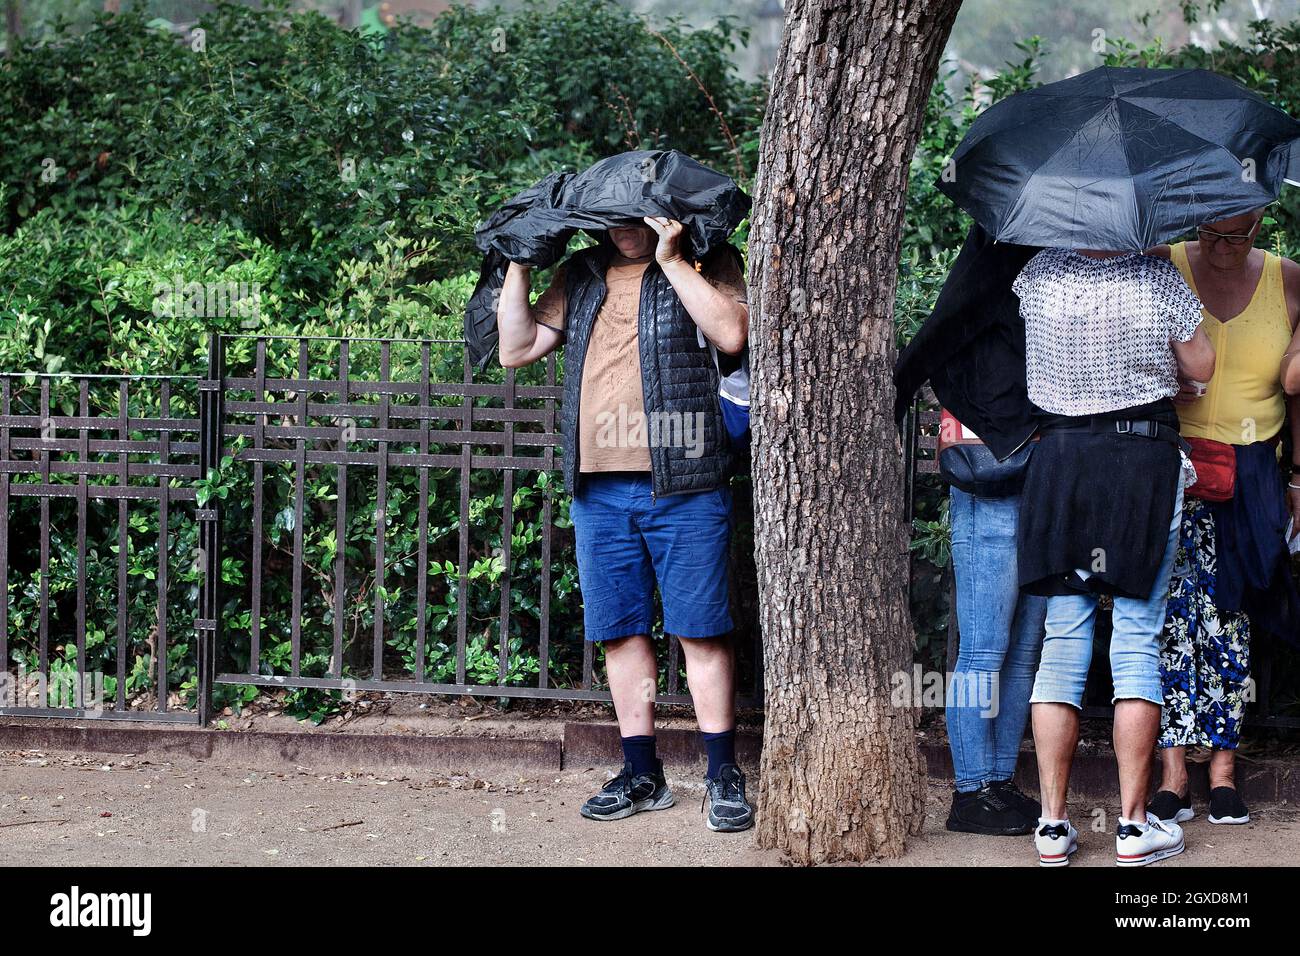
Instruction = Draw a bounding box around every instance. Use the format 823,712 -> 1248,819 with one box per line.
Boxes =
1013,249 -> 1205,417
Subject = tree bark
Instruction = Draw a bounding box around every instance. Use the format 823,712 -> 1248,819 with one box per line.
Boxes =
749,0 -> 962,864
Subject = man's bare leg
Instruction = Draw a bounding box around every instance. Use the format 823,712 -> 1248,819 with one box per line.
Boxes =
604,635 -> 657,737
678,634 -> 752,831
677,635 -> 735,734
579,634 -> 674,822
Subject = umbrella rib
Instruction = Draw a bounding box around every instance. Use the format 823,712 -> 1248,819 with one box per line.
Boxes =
1108,106 -> 1149,249
953,99 -> 1097,162
1006,104 -> 1122,242
1116,97 -> 1283,161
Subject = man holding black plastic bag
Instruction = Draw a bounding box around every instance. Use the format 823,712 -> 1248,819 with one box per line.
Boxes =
483,151 -> 754,833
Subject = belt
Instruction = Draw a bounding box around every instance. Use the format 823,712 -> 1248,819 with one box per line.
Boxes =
1112,419 -> 1165,438
1048,417 -> 1189,453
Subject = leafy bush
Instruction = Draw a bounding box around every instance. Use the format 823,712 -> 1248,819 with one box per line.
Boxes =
0,1 -> 761,718
901,22 -> 1300,706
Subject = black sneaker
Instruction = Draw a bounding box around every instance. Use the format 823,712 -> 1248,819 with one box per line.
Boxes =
580,761 -> 674,822
945,784 -> 1035,836
991,779 -> 1042,820
1147,789 -> 1194,824
703,764 -> 755,832
1208,786 -> 1250,825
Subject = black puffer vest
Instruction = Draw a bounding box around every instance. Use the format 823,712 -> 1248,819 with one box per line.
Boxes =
560,245 -> 732,497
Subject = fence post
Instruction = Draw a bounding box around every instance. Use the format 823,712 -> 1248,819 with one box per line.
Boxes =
195,334 -> 225,725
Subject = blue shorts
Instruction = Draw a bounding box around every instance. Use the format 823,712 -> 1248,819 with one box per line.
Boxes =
570,473 -> 733,642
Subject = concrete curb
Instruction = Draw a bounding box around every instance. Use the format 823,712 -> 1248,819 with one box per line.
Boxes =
2,719 -> 1295,804
0,722 -> 562,773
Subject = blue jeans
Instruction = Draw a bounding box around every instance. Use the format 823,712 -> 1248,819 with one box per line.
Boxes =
1031,484 -> 1183,709
947,488 -> 1047,793
570,473 -> 733,642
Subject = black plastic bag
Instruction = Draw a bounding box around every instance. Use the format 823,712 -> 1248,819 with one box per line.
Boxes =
463,149 -> 750,368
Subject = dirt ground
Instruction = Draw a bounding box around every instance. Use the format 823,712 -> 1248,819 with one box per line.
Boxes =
1,747 -> 1295,866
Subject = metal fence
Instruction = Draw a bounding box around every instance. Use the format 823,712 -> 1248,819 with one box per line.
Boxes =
0,350 -> 1293,730
0,372 -> 205,722
0,334 -> 762,725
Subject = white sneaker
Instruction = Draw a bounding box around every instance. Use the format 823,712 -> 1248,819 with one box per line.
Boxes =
1034,818 -> 1078,867
1116,812 -> 1185,866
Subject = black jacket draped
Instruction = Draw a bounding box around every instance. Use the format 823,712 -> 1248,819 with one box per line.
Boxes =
893,225 -> 1040,460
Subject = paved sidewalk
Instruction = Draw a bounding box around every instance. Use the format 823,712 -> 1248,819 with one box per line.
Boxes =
2,748 -> 1294,866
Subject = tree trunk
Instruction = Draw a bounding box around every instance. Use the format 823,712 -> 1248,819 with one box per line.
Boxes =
749,0 -> 962,864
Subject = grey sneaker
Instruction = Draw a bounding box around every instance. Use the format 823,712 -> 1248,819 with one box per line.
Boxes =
703,764 -> 754,832
580,761 -> 674,822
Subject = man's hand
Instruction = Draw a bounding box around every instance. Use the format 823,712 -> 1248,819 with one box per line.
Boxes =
650,221 -> 748,355
644,216 -> 685,266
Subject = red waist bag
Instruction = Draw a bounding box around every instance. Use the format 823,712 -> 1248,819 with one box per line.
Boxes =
1184,436 -> 1236,502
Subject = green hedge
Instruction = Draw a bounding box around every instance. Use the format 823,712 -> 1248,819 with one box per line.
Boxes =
0,1 -> 763,718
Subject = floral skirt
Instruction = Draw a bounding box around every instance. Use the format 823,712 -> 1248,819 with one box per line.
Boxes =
1158,497 -> 1251,750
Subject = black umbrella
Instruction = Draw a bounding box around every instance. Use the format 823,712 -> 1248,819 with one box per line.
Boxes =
463,149 -> 749,367
938,67 -> 1300,250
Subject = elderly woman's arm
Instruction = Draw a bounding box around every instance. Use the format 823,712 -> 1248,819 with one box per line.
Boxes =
1173,325 -> 1215,384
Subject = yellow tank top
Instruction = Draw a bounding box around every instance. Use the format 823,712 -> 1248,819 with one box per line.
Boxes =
1171,242 -> 1291,446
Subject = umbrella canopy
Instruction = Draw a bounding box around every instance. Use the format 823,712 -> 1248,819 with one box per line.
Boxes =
463,149 -> 750,367
939,67 -> 1300,250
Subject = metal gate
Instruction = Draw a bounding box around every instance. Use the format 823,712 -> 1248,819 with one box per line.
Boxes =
205,334 -> 761,714
0,371 -> 209,723
0,335 -> 763,725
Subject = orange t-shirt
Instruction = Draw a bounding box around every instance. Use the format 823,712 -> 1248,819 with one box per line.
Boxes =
533,252 -> 746,472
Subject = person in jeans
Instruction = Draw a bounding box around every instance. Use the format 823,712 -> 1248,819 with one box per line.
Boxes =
1145,210 -> 1300,827
495,215 -> 753,832
893,226 -> 1047,835
1014,248 -> 1215,866
946,479 -> 1047,835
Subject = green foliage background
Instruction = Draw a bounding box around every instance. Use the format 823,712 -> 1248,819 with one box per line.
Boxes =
1,0 -> 1297,720
0,0 -> 763,717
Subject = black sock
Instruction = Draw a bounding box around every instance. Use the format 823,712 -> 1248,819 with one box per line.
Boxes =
701,729 -> 736,780
621,735 -> 658,777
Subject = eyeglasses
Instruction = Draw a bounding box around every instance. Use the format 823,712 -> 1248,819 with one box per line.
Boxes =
1197,222 -> 1261,246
